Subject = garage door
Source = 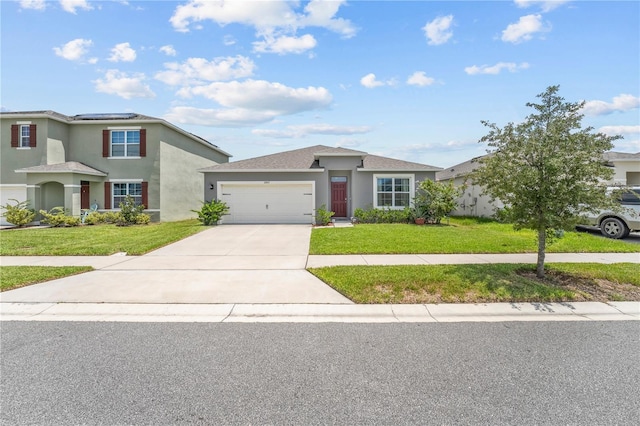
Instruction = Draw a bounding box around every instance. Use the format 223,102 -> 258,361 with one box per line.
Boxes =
0,186 -> 27,226
219,182 -> 314,224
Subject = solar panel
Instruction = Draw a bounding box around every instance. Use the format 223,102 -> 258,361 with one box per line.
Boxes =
73,113 -> 137,120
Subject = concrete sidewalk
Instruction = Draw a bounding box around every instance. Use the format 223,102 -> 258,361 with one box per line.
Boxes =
2,252 -> 638,269
1,301 -> 638,323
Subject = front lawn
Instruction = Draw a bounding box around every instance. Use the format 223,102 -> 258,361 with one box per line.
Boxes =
0,220 -> 205,256
310,218 -> 640,254
308,263 -> 640,304
0,266 -> 93,292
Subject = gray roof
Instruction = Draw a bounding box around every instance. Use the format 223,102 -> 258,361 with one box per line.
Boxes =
436,155 -> 487,181
15,161 -> 107,176
200,145 -> 441,172
603,151 -> 640,161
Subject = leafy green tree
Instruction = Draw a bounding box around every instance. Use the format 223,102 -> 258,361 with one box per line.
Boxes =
413,179 -> 461,224
473,85 -> 618,278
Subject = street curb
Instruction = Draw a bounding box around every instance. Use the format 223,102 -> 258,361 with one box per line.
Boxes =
1,302 -> 638,323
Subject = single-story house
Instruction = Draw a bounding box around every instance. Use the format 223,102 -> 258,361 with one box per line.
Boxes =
437,151 -> 640,218
200,145 -> 442,224
0,110 -> 231,225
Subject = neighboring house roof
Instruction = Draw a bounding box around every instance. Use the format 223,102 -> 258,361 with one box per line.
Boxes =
603,151 -> 640,162
0,110 -> 231,158
15,161 -> 108,176
436,155 -> 487,181
199,145 -> 441,173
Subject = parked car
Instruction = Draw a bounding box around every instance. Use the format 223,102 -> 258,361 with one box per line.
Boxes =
579,188 -> 640,239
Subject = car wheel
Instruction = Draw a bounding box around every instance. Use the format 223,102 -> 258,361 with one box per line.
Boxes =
600,217 -> 628,239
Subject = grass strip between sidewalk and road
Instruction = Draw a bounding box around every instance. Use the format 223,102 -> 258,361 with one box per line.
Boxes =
0,220 -> 205,256
1,266 -> 93,292
310,218 -> 640,254
307,263 -> 640,304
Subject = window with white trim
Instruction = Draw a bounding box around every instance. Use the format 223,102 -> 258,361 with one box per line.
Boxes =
373,175 -> 414,209
113,182 -> 142,207
111,130 -> 140,157
20,125 -> 31,147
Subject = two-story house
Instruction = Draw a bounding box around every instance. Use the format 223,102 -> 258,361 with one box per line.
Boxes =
1,111 -> 230,225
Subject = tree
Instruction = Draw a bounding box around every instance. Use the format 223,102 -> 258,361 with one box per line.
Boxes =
473,85 -> 619,278
412,179 -> 461,224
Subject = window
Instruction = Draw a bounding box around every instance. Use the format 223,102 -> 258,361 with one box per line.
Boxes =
10,124 -> 36,148
20,125 -> 31,147
103,129 -> 146,158
374,175 -> 414,208
111,130 -> 140,157
113,182 -> 142,207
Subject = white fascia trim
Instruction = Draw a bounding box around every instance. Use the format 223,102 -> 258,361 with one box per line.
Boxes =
107,126 -> 142,130
372,173 -> 416,210
358,168 -> 442,172
108,179 -> 143,183
0,184 -> 28,188
14,169 -> 107,177
203,169 -> 325,173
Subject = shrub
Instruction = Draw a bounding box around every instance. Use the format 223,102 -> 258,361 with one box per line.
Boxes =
39,207 -> 80,227
83,211 -> 105,225
116,195 -> 146,226
1,199 -> 35,227
493,207 -> 513,223
135,213 -> 151,225
413,180 -> 461,224
192,199 -> 229,225
102,211 -> 120,224
353,207 -> 412,224
316,204 -> 335,226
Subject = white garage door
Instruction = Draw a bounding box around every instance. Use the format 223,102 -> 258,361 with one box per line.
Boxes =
219,182 -> 314,224
0,186 -> 28,226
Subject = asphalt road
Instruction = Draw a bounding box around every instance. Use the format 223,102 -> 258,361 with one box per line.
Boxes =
2,322 -> 638,425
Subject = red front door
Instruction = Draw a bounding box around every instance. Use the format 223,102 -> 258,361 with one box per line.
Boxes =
331,180 -> 347,217
81,181 -> 90,209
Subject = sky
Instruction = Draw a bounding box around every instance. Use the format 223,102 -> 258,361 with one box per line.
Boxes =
1,0 -> 639,168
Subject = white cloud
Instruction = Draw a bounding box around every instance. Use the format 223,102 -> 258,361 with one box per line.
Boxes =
253,34 -> 317,55
178,80 -> 332,113
19,0 -> 46,10
252,124 -> 372,139
514,0 -> 570,12
166,80 -> 332,127
223,35 -> 236,46
407,71 -> 436,87
108,42 -> 137,62
59,0 -> 92,14
159,45 -> 177,56
93,70 -> 156,99
155,56 -> 255,86
598,125 -> 640,136
582,94 -> 640,116
423,15 -> 454,46
164,106 -> 278,127
360,73 -> 396,88
53,38 -> 93,61
170,0 -> 355,38
501,14 -> 550,43
464,62 -> 530,75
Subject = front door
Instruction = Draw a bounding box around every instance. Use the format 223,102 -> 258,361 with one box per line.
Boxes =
331,177 -> 347,218
81,181 -> 90,209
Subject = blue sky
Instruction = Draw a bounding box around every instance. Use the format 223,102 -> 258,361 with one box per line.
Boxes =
2,0 -> 639,167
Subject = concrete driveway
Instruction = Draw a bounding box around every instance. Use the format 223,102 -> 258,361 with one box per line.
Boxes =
0,225 -> 352,305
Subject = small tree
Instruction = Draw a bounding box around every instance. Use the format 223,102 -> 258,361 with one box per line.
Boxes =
413,180 -> 461,224
116,195 -> 149,226
1,199 -> 35,227
473,85 -> 619,278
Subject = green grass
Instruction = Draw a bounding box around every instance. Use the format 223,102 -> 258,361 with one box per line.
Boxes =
0,220 -> 206,256
310,217 -> 640,254
0,266 -> 93,292
308,263 -> 640,304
